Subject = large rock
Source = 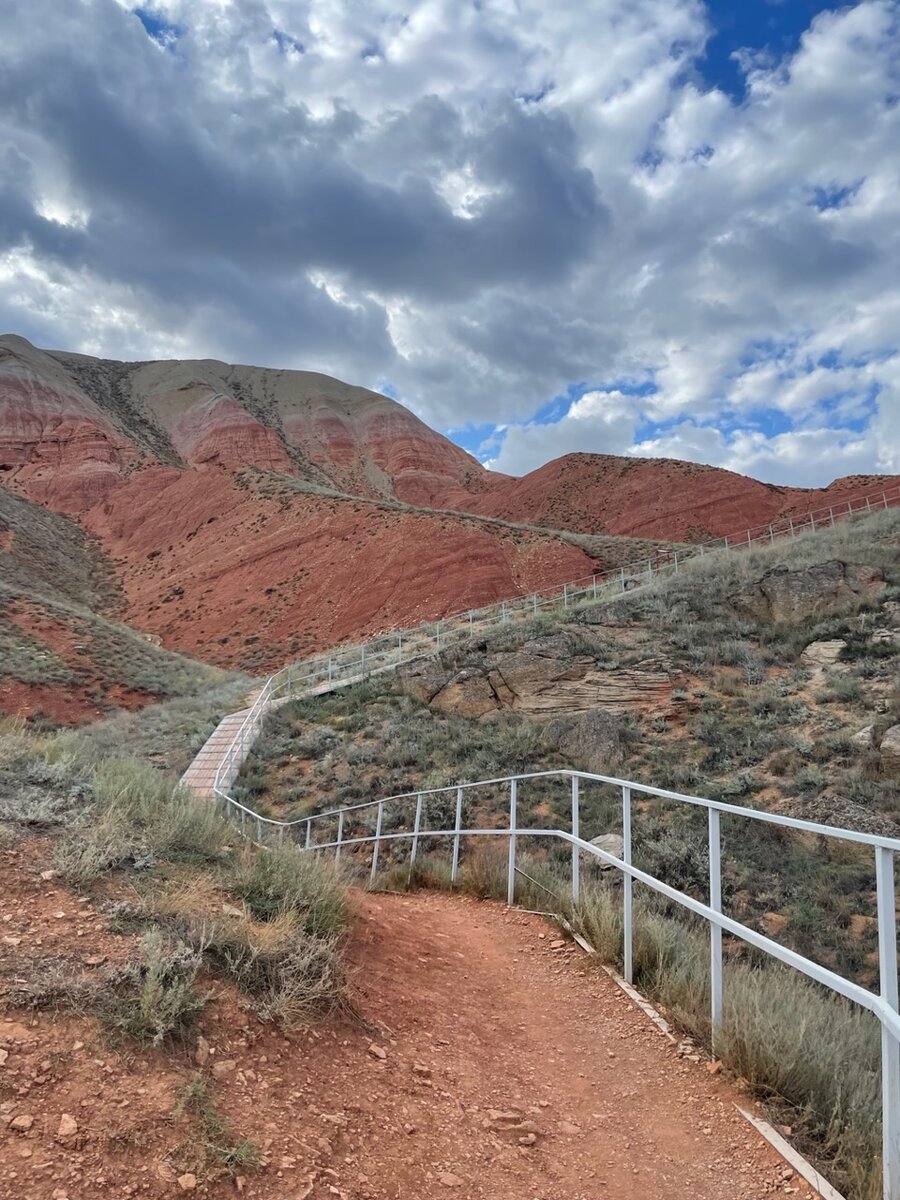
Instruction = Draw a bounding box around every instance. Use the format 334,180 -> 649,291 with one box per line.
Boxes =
800,639 -> 847,671
881,725 -> 900,776
396,637 -> 683,718
544,710 -> 622,773
730,560 -> 884,624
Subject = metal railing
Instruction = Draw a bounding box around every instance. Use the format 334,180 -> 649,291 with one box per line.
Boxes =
210,482 -> 900,798
212,766 -> 900,1199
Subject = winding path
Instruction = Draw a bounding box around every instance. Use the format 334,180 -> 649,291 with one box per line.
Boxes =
303,890 -> 813,1200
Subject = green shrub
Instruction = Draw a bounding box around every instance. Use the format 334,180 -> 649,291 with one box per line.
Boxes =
101,930 -> 207,1047
223,844 -> 347,937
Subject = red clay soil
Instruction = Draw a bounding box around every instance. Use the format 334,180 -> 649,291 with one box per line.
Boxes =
82,468 -> 596,670
0,838 -> 811,1200
460,453 -> 900,541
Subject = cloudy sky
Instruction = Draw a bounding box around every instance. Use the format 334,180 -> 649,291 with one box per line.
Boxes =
1,0 -> 898,484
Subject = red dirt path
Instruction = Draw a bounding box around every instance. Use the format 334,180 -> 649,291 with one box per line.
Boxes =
0,853 -> 813,1200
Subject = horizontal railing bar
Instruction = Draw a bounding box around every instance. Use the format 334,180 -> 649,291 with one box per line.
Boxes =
264,768 -> 900,852
309,823 -> 900,1040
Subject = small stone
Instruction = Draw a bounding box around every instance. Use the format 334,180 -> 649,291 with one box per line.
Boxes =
195,1036 -> 211,1067
412,1063 -> 431,1078
211,1059 -> 237,1078
550,939 -> 566,950
10,1114 -> 34,1131
367,1043 -> 387,1061
177,1174 -> 197,1191
0,1048 -> 8,1066
221,903 -> 244,918
559,1121 -> 581,1135
404,1124 -> 418,1135
706,1060 -> 723,1075
438,1173 -> 463,1188
40,869 -> 56,881
518,1133 -> 537,1146
2,935 -> 21,946
57,1114 -> 78,1140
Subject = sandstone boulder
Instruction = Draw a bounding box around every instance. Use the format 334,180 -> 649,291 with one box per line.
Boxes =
730,560 -> 884,624
586,833 -> 625,868
851,724 -> 875,750
800,639 -> 847,671
881,725 -> 900,776
544,710 -> 622,773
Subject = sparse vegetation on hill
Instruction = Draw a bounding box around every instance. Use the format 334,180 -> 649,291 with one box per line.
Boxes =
0,717 -> 348,1043
232,507 -> 900,1199
0,488 -> 242,723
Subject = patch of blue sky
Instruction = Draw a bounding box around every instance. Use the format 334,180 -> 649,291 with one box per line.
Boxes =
808,181 -> 864,211
134,7 -> 182,50
700,1 -> 841,100
272,29 -> 305,55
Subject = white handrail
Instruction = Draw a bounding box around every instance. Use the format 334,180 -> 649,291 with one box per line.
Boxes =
247,769 -> 899,1199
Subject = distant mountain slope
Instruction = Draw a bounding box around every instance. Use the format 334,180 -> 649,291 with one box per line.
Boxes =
459,453 -> 900,541
2,333 -> 896,686
0,334 -> 502,512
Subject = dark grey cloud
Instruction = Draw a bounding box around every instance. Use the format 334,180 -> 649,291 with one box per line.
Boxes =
0,0 -> 896,484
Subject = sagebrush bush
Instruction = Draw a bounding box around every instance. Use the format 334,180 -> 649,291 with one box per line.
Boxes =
101,929 -> 207,1047
222,844 -> 347,937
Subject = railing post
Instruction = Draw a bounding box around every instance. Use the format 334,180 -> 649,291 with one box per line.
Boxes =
867,496 -> 873,512
620,568 -> 625,592
305,818 -> 312,850
592,575 -> 598,598
622,786 -> 633,984
369,800 -> 384,885
789,518 -> 795,537
507,778 -> 517,906
410,793 -> 423,869
501,600 -> 508,624
451,786 -> 464,884
877,847 -> 900,1200
769,524 -> 775,544
883,491 -> 889,510
571,776 -> 580,906
437,621 -> 442,651
397,631 -> 402,661
335,810 -> 344,863
709,808 -> 724,1045
328,657 -> 333,683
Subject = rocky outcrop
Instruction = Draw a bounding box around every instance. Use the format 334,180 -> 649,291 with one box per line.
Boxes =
397,633 -> 683,718
543,710 -> 622,773
730,560 -> 884,624
775,790 -> 900,839
800,639 -> 847,671
881,726 -> 900,776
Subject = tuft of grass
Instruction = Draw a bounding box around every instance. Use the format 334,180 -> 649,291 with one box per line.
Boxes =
222,844 -> 347,938
100,929 -> 208,1048
175,1074 -> 262,1178
55,758 -> 231,885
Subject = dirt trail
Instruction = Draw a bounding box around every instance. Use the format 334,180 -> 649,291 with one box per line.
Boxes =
335,891 -> 806,1200
0,861 -> 812,1200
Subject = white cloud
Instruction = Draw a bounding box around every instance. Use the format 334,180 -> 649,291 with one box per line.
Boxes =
0,0 -> 898,483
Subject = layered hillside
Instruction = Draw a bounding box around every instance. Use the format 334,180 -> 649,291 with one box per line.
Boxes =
460,453 -> 899,541
0,489 -> 233,722
0,334 -> 499,512
2,333 -> 897,687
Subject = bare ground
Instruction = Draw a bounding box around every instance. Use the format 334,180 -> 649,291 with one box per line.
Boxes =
0,844 -> 813,1199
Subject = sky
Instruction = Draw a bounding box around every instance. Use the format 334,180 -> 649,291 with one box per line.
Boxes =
0,0 -> 898,486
